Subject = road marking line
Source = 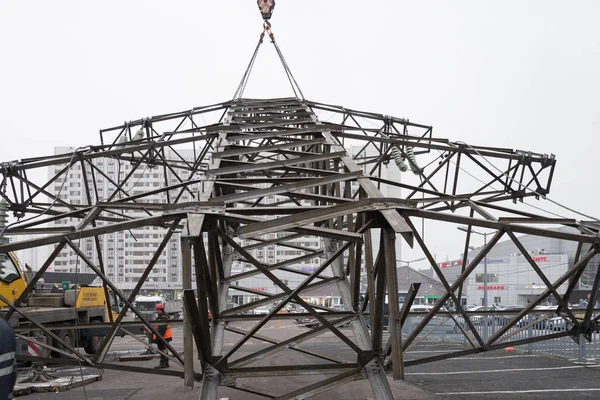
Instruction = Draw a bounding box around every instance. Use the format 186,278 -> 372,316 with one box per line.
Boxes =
450,355 -> 536,360
407,365 -> 583,375
406,354 -> 534,360
436,388 -> 600,396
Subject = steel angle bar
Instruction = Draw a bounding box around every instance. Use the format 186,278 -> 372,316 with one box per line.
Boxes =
364,229 -> 376,329
212,137 -> 325,158
561,242 -> 588,309
0,213 -> 185,253
224,363 -> 361,378
214,170 -> 362,204
192,236 -> 217,329
274,368 -> 363,400
582,263 -> 600,332
238,198 -> 385,238
505,229 -> 576,321
498,217 -> 578,224
219,177 -> 311,184
292,296 -> 364,355
327,130 -> 552,163
227,250 -> 324,281
467,200 -> 497,221
209,151 -> 345,176
287,191 -> 353,204
11,173 -> 78,213
223,277 -> 339,316
17,355 -> 188,378
215,235 -> 357,367
218,312 -> 351,322
294,224 -> 360,243
208,232 -> 224,310
243,233 -> 307,250
227,117 -> 316,131
225,127 -> 326,143
403,230 -> 506,350
278,266 -> 331,280
325,237 -> 396,400
111,178 -> 205,204
488,249 -> 598,344
273,164 -> 343,176
223,384 -> 276,399
63,237 -> 185,366
463,151 -> 521,190
403,216 -> 480,345
225,319 -> 352,367
95,219 -> 181,362
372,176 -> 449,202
183,290 -> 210,364
321,131 -> 413,246
227,214 -> 362,242
383,283 -> 420,365
457,209 -> 475,305
402,209 -> 597,243
99,100 -> 229,133
367,244 -> 387,336
382,228 -> 403,380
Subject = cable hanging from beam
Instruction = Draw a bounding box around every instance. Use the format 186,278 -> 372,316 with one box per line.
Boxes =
232,1 -> 305,101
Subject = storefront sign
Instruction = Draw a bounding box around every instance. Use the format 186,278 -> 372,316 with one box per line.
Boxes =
525,284 -> 546,289
478,285 -> 505,290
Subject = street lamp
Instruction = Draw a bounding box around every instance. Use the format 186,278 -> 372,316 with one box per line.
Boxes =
457,227 -> 493,308
458,226 -> 493,340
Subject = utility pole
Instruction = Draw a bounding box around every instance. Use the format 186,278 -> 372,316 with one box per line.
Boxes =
458,227 -> 492,341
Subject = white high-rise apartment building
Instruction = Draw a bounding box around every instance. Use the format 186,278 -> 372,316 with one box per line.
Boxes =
48,147 -> 200,294
44,143 -> 394,301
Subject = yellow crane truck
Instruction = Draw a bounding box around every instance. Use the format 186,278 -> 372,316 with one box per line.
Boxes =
0,251 -> 118,358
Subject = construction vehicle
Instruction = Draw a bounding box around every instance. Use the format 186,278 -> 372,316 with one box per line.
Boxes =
134,295 -> 182,320
0,251 -> 119,358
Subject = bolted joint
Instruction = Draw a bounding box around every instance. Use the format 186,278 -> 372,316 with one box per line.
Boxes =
593,236 -> 600,254
357,350 -> 376,366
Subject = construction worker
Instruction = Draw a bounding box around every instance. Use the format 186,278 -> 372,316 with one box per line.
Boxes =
152,304 -> 172,369
0,319 -> 17,400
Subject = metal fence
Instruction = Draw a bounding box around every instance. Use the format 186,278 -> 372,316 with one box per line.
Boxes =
401,313 -> 600,363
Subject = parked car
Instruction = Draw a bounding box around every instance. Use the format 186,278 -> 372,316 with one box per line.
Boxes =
294,308 -> 328,328
516,314 -> 548,329
253,306 -> 271,315
546,316 -> 568,331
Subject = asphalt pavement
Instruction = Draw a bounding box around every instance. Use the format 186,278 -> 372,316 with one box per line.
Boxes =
16,321 -> 600,399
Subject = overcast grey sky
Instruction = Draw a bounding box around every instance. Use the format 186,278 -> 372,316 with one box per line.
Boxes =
1,1 -> 599,266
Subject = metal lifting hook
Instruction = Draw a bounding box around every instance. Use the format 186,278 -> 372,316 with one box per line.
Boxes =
257,0 -> 275,21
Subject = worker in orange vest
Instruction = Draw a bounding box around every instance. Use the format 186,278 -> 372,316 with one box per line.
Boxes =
152,304 -> 172,369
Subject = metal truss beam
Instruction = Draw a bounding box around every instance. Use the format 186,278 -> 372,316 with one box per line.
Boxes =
2,96 -> 598,400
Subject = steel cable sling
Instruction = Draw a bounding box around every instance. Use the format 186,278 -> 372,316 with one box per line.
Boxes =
232,21 -> 306,101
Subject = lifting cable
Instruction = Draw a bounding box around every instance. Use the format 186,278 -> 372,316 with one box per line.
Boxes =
233,20 -> 305,101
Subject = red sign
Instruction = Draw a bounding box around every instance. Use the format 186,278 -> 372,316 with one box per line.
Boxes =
440,260 -> 463,268
531,256 -> 547,262
478,285 -> 505,290
251,288 -> 265,291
